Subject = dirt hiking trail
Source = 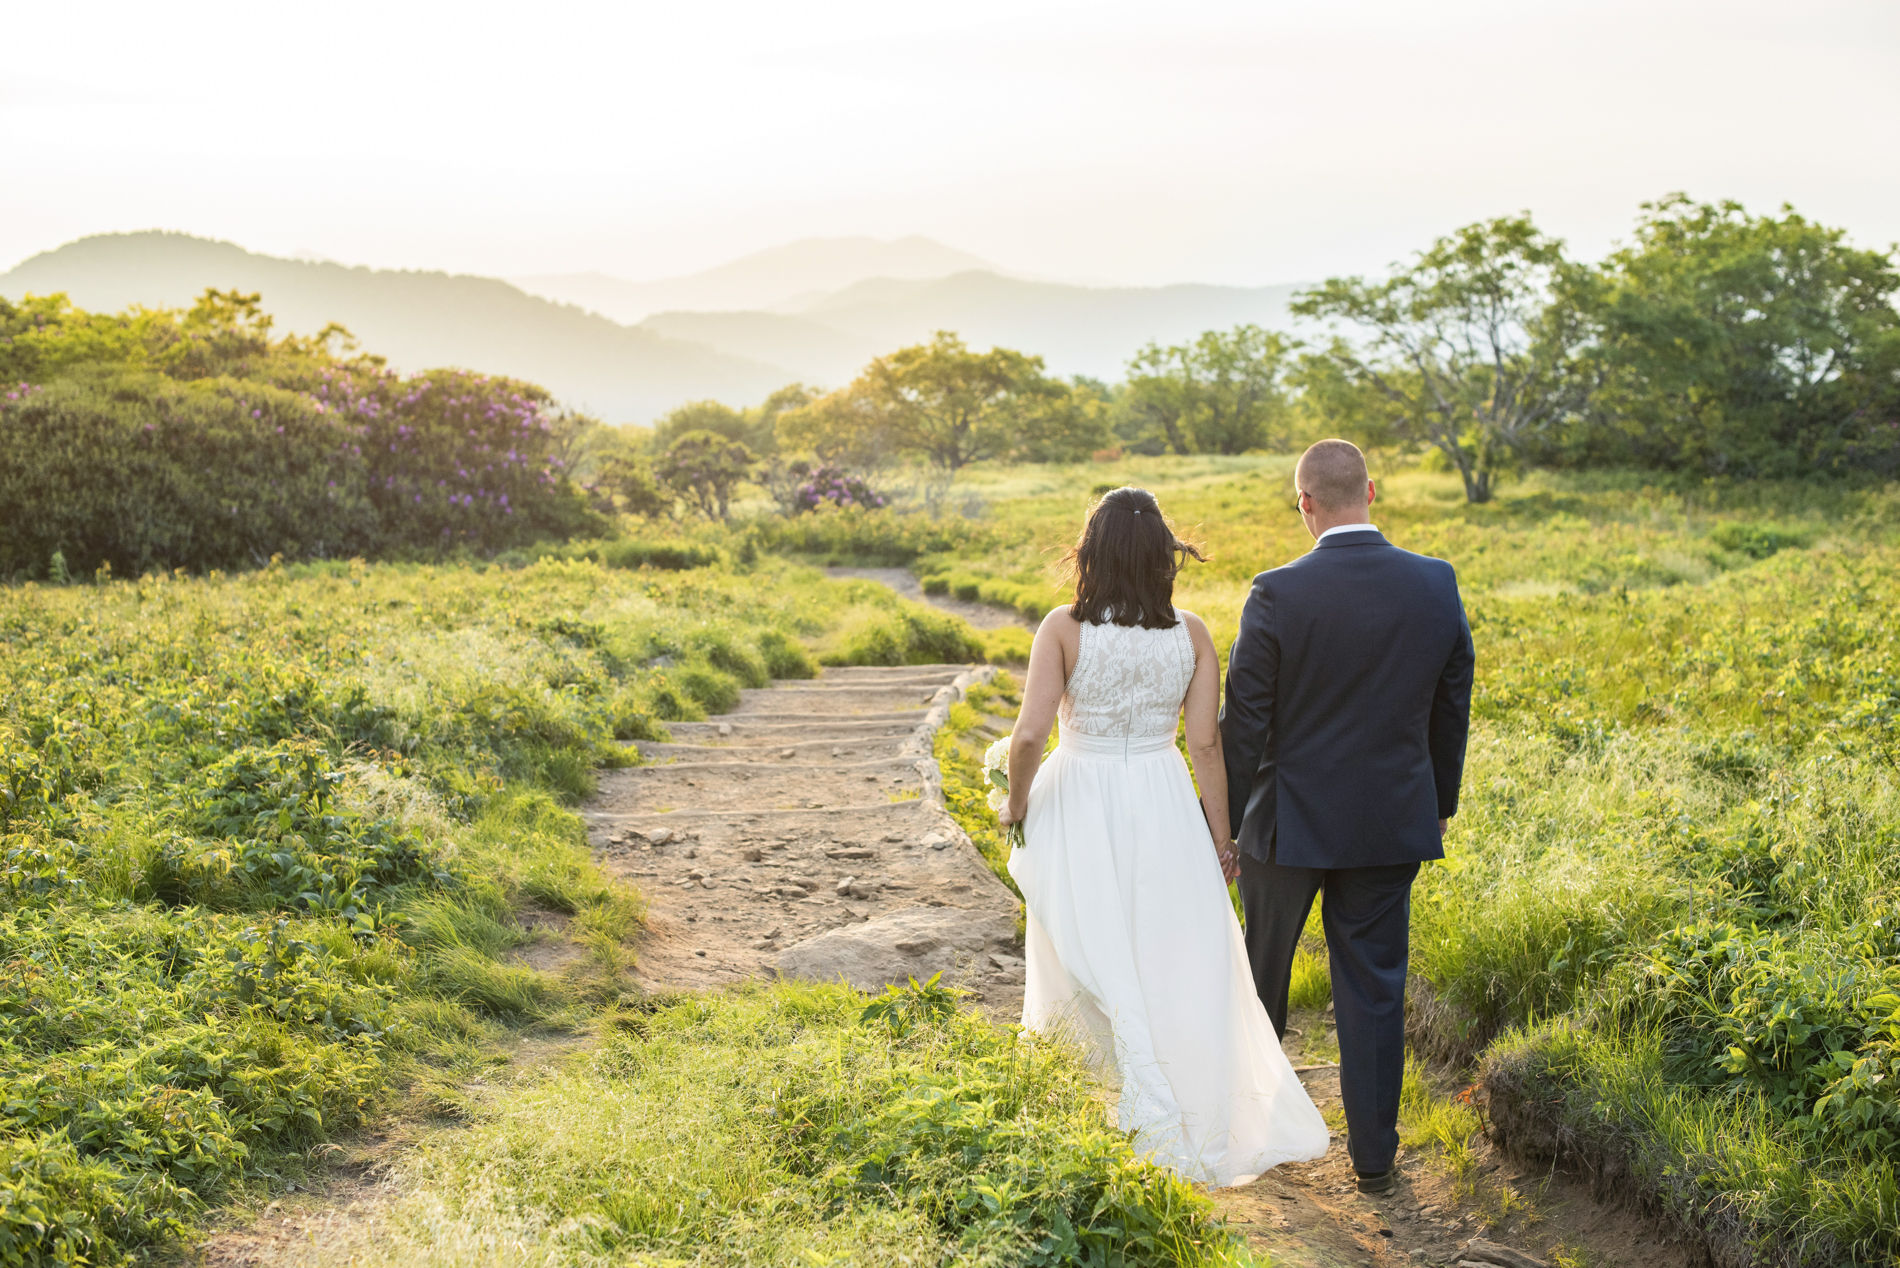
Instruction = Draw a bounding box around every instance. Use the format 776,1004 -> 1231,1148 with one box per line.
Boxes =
587,663 -> 1027,1008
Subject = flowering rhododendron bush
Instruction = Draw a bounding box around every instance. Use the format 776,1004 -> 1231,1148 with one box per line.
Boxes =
790,462 -> 886,513
0,290 -> 600,577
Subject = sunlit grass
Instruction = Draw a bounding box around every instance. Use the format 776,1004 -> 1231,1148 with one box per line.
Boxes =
288,983 -> 1247,1268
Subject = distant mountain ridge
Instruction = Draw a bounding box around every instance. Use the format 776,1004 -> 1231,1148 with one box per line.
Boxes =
512,236 -> 1001,323
1,232 -> 794,421
794,271 -> 1305,379
4,231 -> 1312,421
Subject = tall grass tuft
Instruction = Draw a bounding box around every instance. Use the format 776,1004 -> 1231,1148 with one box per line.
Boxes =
288,982 -> 1246,1268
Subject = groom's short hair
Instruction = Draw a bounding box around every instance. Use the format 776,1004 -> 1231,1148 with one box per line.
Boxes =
1296,440 -> 1370,512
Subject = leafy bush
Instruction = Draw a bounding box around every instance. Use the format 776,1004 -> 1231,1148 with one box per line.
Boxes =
1708,520 -> 1812,559
823,604 -> 984,667
790,463 -> 887,512
654,429 -> 753,522
0,292 -> 602,577
0,374 -> 375,577
753,505 -> 1004,565
552,538 -> 723,571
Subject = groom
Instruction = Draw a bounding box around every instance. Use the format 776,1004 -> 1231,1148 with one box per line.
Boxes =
1219,438 -> 1474,1195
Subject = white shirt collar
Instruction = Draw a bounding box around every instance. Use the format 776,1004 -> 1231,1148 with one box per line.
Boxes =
1316,522 -> 1380,543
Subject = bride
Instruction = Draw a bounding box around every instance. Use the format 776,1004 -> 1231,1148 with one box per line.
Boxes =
999,486 -> 1328,1185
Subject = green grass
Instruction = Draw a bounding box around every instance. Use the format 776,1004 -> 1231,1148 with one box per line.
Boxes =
933,673 -> 1027,910
888,456 -> 1900,1261
281,981 -> 1246,1268
0,553 -> 1004,1265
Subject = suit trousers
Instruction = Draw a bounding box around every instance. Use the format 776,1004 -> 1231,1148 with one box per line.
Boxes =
1239,849 -> 1420,1175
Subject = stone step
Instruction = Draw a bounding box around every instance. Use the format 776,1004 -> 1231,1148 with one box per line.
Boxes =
733,691 -> 944,717
619,756 -> 914,775
636,738 -> 918,763
686,710 -> 926,728
656,719 -> 918,747
809,665 -> 970,682
603,763 -> 924,810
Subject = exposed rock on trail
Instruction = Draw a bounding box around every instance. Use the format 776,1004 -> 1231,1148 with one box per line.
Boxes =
585,664 -> 1025,1009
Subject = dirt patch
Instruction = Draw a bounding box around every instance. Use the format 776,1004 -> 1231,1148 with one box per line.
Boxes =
587,664 -> 1026,1011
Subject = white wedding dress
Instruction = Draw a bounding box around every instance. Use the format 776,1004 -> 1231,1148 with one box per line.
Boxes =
1007,618 -> 1329,1185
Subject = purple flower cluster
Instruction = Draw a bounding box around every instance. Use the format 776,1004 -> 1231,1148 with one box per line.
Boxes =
0,381 -> 44,413
792,465 -> 886,514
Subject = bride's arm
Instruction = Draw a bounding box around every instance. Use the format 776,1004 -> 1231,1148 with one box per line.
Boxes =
1000,609 -> 1074,826
1180,613 -> 1237,879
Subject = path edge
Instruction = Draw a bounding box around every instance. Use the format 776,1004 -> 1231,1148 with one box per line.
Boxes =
900,663 -> 997,858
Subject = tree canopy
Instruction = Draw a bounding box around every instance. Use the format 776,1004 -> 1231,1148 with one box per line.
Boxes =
1555,195 -> 1900,478
777,332 -> 1101,475
1291,215 -> 1586,503
1122,325 -> 1297,456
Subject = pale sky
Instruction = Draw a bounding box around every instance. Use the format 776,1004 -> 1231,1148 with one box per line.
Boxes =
6,0 -> 1897,287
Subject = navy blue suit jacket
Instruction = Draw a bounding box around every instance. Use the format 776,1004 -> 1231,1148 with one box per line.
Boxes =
1220,528 -> 1474,870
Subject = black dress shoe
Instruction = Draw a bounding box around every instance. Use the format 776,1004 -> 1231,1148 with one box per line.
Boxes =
1355,1168 -> 1396,1194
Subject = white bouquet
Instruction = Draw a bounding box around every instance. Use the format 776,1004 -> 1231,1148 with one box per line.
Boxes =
982,736 -> 1027,849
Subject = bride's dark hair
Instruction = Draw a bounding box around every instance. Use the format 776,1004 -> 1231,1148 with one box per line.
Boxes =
1064,486 -> 1206,629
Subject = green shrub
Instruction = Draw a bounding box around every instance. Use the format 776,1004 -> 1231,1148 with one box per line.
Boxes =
824,604 -> 984,667
0,374 -> 374,578
690,630 -> 769,688
752,505 -> 1004,564
1709,520 -> 1812,559
0,292 -> 604,577
672,666 -> 741,714
557,538 -> 723,571
758,629 -> 818,680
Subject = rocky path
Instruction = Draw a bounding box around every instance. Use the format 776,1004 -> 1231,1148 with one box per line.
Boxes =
584,664 -> 1027,1008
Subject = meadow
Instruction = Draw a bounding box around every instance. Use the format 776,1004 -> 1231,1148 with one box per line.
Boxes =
6,451 -> 1900,1266
3,551 -> 1213,1266
913,458 -> 1900,1265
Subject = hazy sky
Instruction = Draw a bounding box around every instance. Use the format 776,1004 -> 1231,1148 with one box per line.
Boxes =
7,0 -> 1897,287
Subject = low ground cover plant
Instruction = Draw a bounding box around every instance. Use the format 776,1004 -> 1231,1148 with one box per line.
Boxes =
287,981 -> 1244,1268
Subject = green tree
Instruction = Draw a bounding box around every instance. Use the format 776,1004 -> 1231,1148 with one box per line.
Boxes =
655,430 -> 754,521
1121,325 -> 1297,455
652,384 -> 817,457
589,454 -> 672,519
1286,339 -> 1410,455
1558,195 -> 1900,477
653,399 -> 754,452
781,333 -> 1070,477
1292,215 -> 1586,503
1122,342 -> 1196,455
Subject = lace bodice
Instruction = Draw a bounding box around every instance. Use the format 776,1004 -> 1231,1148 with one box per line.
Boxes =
1059,619 -> 1197,739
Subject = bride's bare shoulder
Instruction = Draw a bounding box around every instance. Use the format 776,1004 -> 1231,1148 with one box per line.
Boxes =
1176,610 -> 1217,652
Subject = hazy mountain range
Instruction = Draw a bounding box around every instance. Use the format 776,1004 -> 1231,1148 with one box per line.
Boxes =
3,232 -> 1307,422
512,236 -> 1001,320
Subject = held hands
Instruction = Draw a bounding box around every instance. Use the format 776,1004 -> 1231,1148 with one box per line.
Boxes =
1216,841 -> 1241,883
